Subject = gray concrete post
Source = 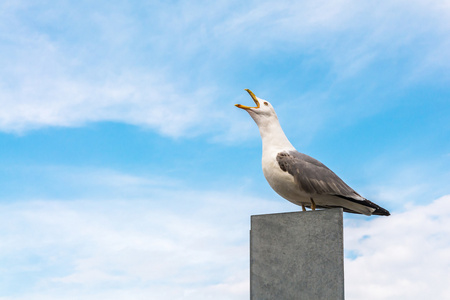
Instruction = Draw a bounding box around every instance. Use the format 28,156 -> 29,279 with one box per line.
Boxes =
250,208 -> 344,300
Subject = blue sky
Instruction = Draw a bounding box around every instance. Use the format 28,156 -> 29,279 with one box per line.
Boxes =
1,0 -> 450,299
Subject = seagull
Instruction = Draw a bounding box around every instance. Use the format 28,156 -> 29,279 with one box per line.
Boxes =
235,89 -> 390,216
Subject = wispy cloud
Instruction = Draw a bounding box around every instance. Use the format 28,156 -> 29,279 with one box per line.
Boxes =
0,1 -> 220,137
0,162 -> 449,299
0,190 -> 285,299
1,184 -> 449,299
345,195 -> 450,299
1,0 -> 449,139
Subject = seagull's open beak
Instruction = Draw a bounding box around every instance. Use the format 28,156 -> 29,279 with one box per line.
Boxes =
235,89 -> 260,110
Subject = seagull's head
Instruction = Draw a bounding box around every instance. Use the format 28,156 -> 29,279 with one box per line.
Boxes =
235,89 -> 278,125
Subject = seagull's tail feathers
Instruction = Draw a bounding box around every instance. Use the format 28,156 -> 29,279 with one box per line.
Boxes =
334,195 -> 390,216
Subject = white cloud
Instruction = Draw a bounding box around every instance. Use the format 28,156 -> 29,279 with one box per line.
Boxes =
0,0 -> 449,138
0,163 -> 449,299
345,195 -> 450,300
0,187 -> 287,300
0,1 -> 221,137
0,50 -> 217,137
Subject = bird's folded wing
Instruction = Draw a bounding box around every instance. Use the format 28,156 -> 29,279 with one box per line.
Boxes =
276,151 -> 362,199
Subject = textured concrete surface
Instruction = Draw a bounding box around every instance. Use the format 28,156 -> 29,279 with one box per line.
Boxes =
250,209 -> 344,300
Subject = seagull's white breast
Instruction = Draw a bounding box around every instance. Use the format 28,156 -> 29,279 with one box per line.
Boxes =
261,149 -> 311,206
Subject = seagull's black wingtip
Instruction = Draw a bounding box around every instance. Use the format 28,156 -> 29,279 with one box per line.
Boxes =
372,207 -> 390,216
334,195 -> 390,216
363,199 -> 390,216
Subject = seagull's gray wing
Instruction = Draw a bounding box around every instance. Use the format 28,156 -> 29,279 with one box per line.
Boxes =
276,151 -> 361,199
277,151 -> 390,216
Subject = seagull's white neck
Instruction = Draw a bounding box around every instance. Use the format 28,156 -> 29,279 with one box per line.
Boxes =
248,112 -> 295,155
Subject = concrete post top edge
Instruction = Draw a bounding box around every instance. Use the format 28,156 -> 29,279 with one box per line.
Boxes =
251,208 -> 343,219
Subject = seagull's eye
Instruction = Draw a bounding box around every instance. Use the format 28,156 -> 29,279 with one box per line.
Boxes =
264,102 -> 269,106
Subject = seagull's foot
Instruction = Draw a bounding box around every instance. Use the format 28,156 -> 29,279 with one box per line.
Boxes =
301,204 -> 306,212
310,197 -> 316,211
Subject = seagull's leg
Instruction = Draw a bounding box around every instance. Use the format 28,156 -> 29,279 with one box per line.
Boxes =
310,197 -> 316,211
301,204 -> 306,212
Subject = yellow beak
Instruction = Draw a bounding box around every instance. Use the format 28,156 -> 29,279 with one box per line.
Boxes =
235,89 -> 260,109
